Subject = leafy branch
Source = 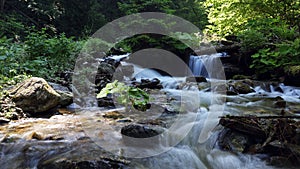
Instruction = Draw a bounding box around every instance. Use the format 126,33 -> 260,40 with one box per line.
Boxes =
97,80 -> 150,111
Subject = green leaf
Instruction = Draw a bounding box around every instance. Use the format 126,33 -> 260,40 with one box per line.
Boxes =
0,56 -> 7,60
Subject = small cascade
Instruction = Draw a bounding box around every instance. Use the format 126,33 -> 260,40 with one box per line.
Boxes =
189,55 -> 208,77
189,53 -> 227,77
125,63 -> 185,89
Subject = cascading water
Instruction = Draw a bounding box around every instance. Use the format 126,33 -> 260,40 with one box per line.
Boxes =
189,53 -> 227,77
1,53 -> 299,169
118,53 -> 275,169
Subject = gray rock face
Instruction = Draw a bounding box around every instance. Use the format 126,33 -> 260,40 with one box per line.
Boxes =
9,77 -> 61,114
49,82 -> 73,107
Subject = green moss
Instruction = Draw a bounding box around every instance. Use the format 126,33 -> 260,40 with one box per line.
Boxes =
285,65 -> 300,76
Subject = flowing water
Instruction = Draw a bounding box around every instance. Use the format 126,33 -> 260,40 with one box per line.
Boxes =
1,54 -> 299,168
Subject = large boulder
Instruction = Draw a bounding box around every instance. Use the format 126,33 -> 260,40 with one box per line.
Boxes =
9,77 -> 61,114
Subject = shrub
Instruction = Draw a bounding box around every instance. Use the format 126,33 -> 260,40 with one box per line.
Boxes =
23,28 -> 84,78
250,38 -> 300,75
0,28 -> 84,81
97,80 -> 150,111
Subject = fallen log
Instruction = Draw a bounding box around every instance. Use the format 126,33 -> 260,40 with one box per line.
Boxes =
218,115 -> 300,165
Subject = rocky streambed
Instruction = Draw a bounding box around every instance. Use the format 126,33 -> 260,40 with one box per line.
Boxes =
1,75 -> 300,168
1,55 -> 300,168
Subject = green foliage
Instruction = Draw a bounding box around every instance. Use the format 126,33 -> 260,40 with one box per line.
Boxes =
23,28 -> 83,78
0,75 -> 30,91
172,0 -> 208,30
97,80 -> 150,111
118,0 -> 208,30
250,38 -> 300,75
0,14 -> 27,39
81,38 -> 113,56
205,0 -> 300,76
0,37 -> 27,77
238,29 -> 267,52
204,0 -> 250,37
118,0 -> 175,14
205,0 -> 300,38
0,28 -> 83,81
114,32 -> 201,57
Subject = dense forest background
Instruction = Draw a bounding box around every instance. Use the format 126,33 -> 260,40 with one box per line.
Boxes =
0,0 -> 300,89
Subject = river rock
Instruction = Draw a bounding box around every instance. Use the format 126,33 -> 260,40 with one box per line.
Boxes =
229,81 -> 255,94
121,124 -> 164,147
132,78 -> 163,89
274,96 -> 286,108
0,117 -> 10,124
121,124 -> 162,138
186,76 -> 207,83
35,140 -> 130,169
103,111 -> 125,119
219,115 -> 300,166
56,90 -> 73,107
40,159 -> 128,169
49,82 -> 73,107
0,93 -> 26,120
95,62 -> 116,91
9,77 -> 61,114
218,129 -> 250,153
97,97 -> 115,107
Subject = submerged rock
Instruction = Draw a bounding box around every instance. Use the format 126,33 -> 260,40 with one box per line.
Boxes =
40,157 -> 129,169
9,77 -> 61,114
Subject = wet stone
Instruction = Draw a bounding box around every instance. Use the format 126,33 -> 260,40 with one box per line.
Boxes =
9,77 -> 61,114
274,96 -> 286,108
121,124 -> 163,138
231,81 -> 255,94
186,76 -> 207,83
0,117 -> 10,124
116,118 -> 133,123
103,111 -> 125,119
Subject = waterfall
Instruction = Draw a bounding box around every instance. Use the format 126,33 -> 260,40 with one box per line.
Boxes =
189,53 -> 227,78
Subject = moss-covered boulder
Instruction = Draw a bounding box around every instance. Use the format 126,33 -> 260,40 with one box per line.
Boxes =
284,65 -> 300,87
9,77 -> 61,114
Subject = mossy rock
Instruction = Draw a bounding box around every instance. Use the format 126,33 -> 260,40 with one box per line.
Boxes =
285,65 -> 300,76
230,81 -> 255,94
284,65 -> 300,86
